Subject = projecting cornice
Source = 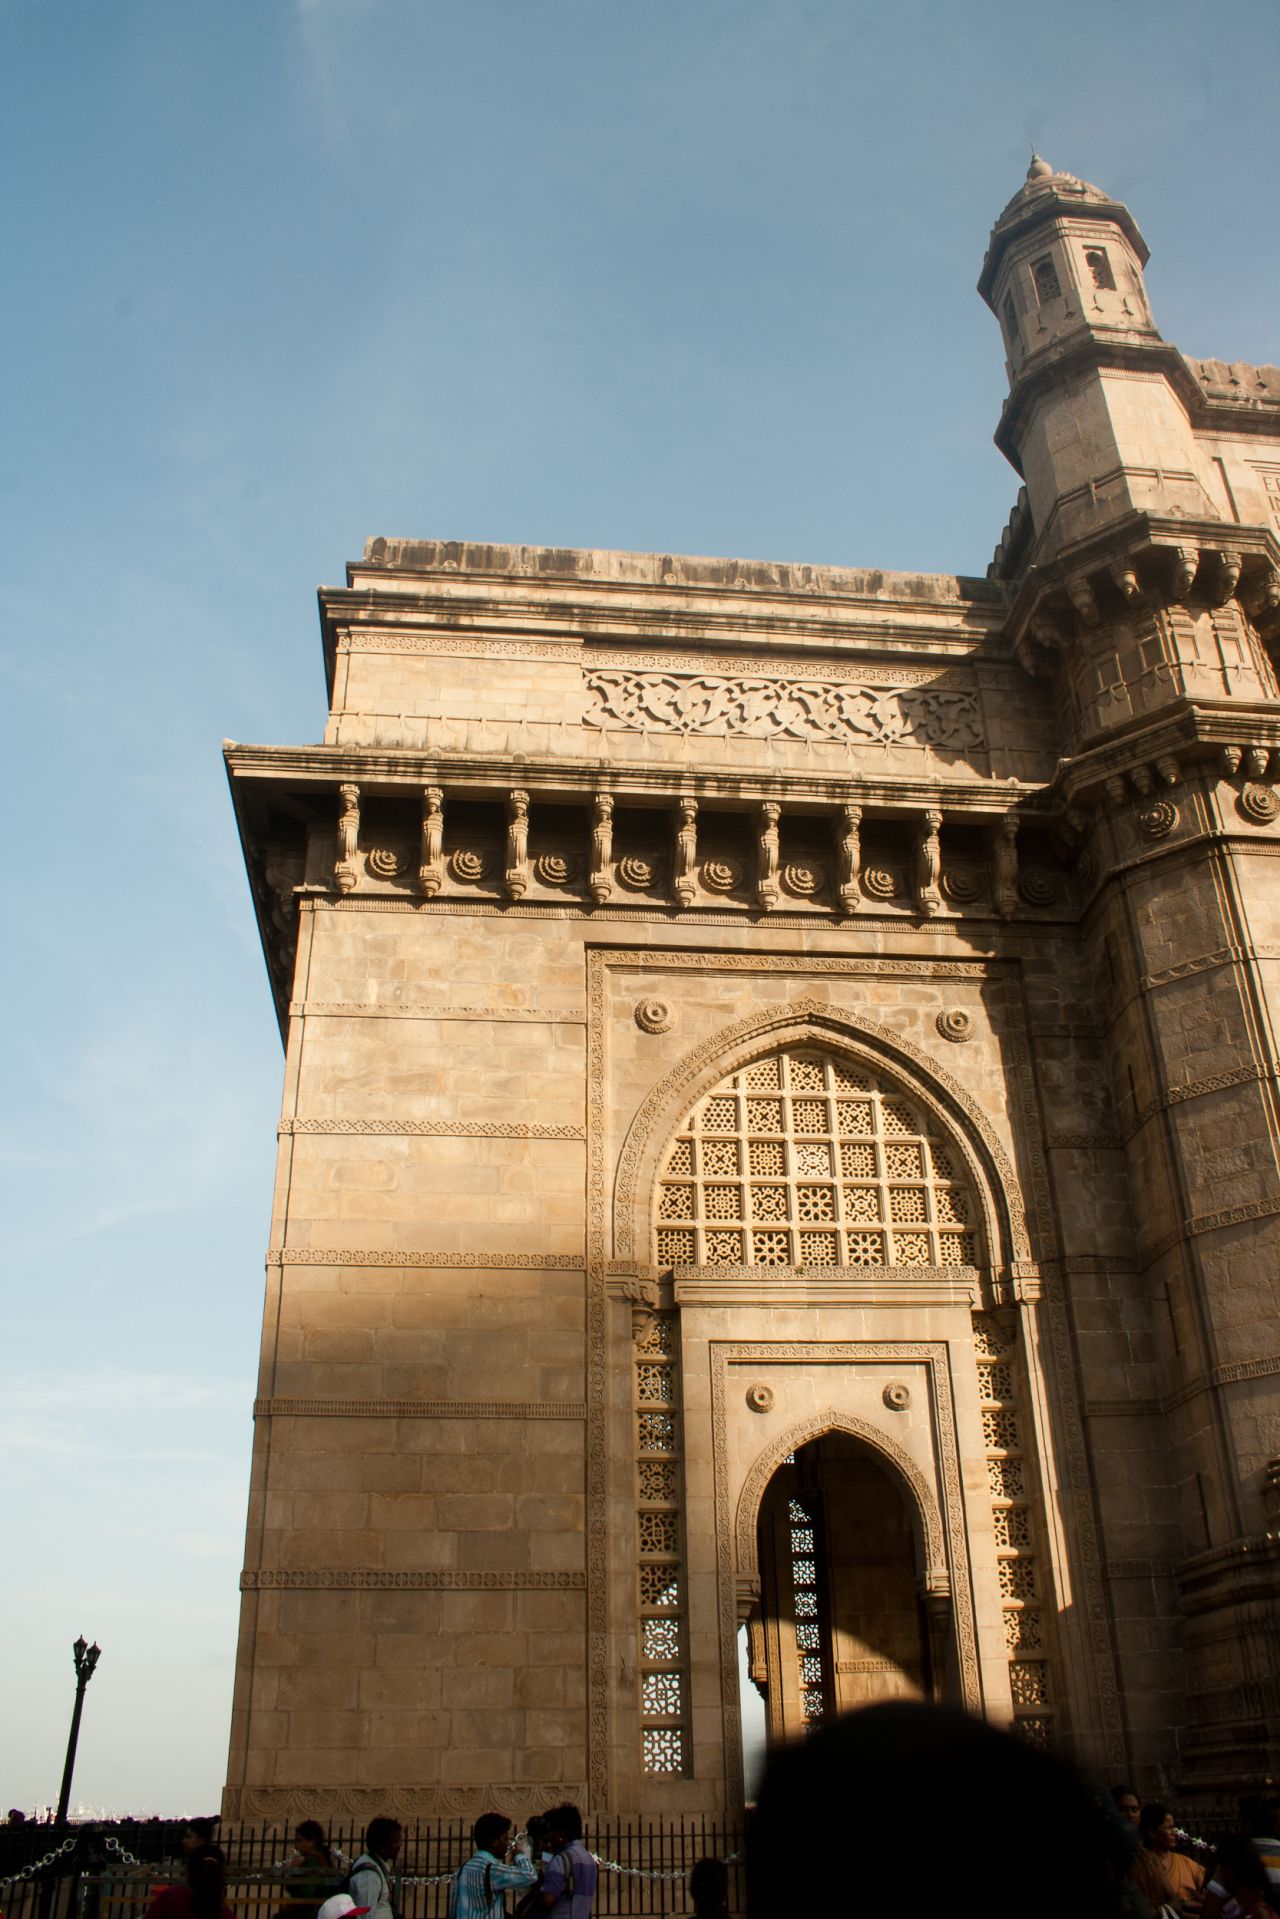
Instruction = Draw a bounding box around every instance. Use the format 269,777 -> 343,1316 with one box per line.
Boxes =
318,541 -> 1012,700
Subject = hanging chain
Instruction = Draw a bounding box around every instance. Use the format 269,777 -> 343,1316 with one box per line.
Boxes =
0,1836 -> 78,1886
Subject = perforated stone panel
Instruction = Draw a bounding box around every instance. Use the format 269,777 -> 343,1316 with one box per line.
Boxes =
653,1049 -> 980,1269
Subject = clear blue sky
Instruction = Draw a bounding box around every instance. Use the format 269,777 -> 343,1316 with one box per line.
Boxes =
2,0 -> 1277,1816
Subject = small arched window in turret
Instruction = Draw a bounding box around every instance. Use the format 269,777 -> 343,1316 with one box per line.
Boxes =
1031,254 -> 1062,303
1084,247 -> 1116,291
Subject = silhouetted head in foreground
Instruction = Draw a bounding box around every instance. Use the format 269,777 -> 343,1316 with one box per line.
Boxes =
689,1856 -> 729,1917
746,1702 -> 1115,1919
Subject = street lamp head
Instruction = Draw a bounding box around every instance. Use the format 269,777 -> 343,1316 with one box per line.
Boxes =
72,1637 -> 101,1682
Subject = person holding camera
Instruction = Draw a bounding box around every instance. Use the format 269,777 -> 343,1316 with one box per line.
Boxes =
448,1813 -> 537,1919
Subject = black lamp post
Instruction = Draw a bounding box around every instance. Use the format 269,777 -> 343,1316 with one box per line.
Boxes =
55,1637 -> 101,1827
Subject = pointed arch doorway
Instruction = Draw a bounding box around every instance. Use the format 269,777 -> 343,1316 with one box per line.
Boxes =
748,1432 -> 949,1745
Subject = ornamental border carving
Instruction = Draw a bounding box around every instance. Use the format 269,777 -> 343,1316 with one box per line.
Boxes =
601,949 -> 1007,979
252,1397 -> 587,1420
1139,1191 -> 1280,1267
279,1117 -> 585,1139
709,1342 -> 979,1808
583,669 -> 986,751
240,1569 -> 585,1590
1083,1352 -> 1280,1420
1123,1062 -> 1279,1141
269,1249 -> 585,1269
223,1785 -> 591,1822
610,995 -> 1030,1270
289,1002 -> 586,1023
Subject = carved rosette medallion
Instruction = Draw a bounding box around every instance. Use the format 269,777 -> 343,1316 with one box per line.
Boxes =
746,1383 -> 775,1413
1136,799 -> 1179,840
702,857 -> 743,894
781,861 -> 825,898
883,1382 -> 912,1411
942,867 -> 981,903
449,848 -> 491,883
1239,783 -> 1280,824
618,855 -> 659,891
936,1009 -> 975,1044
1018,868 -> 1059,907
366,847 -> 409,879
862,866 -> 900,901
634,999 -> 674,1035
535,852 -> 580,886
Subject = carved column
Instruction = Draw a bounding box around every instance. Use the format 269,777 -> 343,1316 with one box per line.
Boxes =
756,802 -> 781,911
836,802 -> 862,915
505,789 -> 530,900
334,783 -> 360,894
589,793 -> 614,904
673,798 -> 698,909
915,808 -> 943,917
992,813 -> 1019,920
419,785 -> 445,897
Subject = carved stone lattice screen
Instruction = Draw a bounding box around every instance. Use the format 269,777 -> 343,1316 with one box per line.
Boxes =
787,1491 -> 828,1727
654,1049 -> 980,1270
974,1310 -> 1056,1743
635,1314 -> 690,1774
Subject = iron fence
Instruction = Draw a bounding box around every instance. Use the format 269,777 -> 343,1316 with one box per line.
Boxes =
0,1820 -> 744,1919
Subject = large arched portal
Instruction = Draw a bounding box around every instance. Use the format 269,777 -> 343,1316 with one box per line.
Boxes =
750,1432 -> 940,1744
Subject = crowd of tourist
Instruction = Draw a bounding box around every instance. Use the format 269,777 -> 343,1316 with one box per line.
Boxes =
9,1701 -> 1280,1918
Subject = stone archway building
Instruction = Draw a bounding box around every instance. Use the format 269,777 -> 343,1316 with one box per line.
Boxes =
224,160 -> 1280,1821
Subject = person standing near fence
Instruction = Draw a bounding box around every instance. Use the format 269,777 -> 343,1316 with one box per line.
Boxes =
281,1822 -> 348,1919
347,1820 -> 401,1919
145,1848 -> 234,1919
448,1814 -> 536,1919
536,1807 -> 596,1918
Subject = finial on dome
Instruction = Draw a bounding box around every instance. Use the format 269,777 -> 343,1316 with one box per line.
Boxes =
1027,152 -> 1053,181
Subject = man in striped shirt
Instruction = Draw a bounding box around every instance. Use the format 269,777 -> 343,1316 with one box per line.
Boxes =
447,1813 -> 537,1919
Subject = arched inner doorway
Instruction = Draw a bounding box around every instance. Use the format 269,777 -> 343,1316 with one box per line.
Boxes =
750,1433 -> 939,1744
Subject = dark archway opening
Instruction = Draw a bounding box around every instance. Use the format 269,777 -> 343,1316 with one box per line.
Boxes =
749,1432 -> 943,1745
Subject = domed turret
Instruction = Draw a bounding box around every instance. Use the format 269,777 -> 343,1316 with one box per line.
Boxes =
979,155 -> 1158,398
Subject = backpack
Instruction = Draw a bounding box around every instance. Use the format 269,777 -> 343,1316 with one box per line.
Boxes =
346,1856 -> 391,1913
545,1849 -> 575,1909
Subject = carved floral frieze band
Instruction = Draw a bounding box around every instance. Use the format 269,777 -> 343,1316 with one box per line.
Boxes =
583,670 -> 984,750
269,1248 -> 585,1268
253,1397 -> 587,1420
225,1784 -> 590,1820
240,1568 -> 585,1591
278,1116 -> 584,1139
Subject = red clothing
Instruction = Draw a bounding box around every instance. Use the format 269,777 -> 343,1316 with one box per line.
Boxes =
145,1888 -> 234,1919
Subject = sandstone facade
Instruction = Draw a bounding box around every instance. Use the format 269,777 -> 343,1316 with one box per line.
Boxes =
224,160 -> 1280,1821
